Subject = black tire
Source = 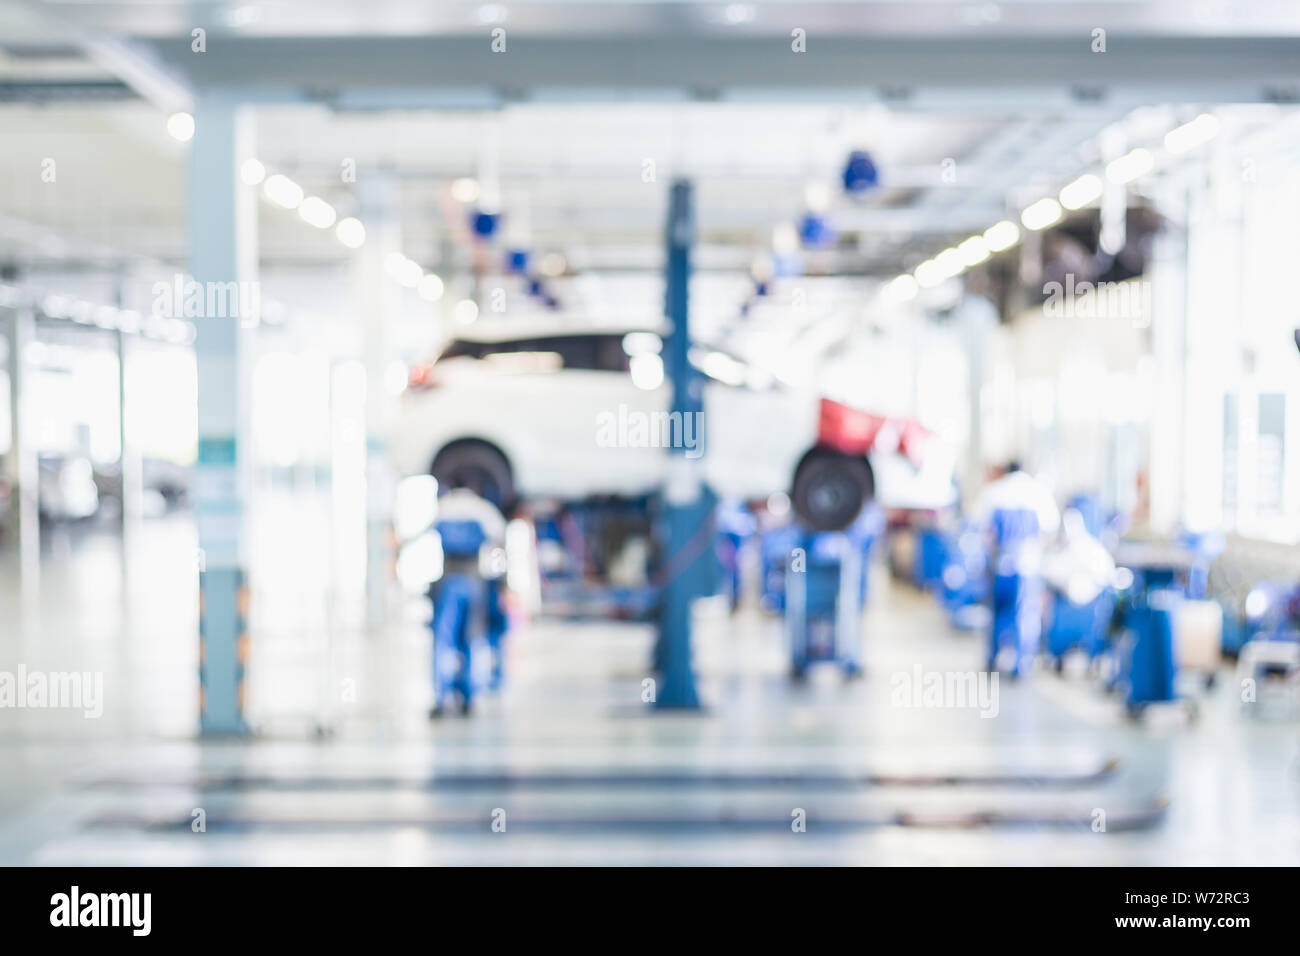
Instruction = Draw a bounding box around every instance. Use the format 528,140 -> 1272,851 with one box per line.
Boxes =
790,452 -> 872,532
431,442 -> 514,510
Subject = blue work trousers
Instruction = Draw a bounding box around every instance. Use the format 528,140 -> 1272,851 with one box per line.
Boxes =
431,574 -> 485,707
989,572 -> 1043,676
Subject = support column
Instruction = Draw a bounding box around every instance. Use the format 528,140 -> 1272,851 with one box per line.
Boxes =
655,179 -> 706,710
4,305 -> 39,599
958,294 -> 998,503
353,176 -> 401,632
190,94 -> 257,735
116,275 -> 143,541
1148,187 -> 1192,535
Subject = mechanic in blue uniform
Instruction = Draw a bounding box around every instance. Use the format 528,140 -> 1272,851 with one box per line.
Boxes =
973,462 -> 1060,677
716,499 -> 757,612
429,486 -> 507,717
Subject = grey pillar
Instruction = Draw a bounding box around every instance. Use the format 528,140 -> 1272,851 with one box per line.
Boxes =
189,94 -> 258,735
958,294 -> 998,502
353,176 -> 401,632
116,276 -> 143,539
5,306 -> 39,595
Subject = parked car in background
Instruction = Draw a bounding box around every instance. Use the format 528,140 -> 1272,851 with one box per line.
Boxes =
391,322 -> 956,531
91,457 -> 190,519
37,455 -> 99,522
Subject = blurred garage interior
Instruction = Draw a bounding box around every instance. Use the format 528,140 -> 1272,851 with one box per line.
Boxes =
2,1 -> 1300,866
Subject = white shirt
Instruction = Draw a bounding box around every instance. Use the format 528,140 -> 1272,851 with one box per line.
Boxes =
973,471 -> 1060,575
973,471 -> 1061,537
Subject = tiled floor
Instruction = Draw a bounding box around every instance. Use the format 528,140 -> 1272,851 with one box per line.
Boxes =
2,513 -> 1298,865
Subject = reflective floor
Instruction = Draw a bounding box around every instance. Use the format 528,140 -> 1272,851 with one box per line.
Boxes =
2,512 -> 1298,865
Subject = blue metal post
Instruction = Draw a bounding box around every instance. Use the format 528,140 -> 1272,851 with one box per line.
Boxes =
655,179 -> 705,709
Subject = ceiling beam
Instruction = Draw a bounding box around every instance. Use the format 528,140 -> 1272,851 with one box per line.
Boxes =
139,35 -> 1300,103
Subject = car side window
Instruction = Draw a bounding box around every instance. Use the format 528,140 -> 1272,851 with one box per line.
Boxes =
595,335 -> 631,373
437,340 -> 488,362
544,335 -> 598,370
436,334 -> 630,372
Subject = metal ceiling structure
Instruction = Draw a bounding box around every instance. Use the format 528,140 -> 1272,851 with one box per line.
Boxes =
2,1 -> 1299,280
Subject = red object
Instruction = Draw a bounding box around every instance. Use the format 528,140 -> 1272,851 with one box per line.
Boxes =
897,419 -> 931,466
818,399 -> 885,454
407,363 -> 437,391
818,398 -> 931,464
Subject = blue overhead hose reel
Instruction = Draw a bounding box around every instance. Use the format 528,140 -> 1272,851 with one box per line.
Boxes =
470,209 -> 501,239
505,248 -> 529,274
798,212 -> 836,249
842,149 -> 880,196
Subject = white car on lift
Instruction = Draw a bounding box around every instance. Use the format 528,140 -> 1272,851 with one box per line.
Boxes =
390,320 -> 956,530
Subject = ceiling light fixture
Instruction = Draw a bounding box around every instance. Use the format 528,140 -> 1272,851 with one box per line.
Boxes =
881,274 -> 919,304
453,299 -> 479,325
957,235 -> 991,266
1165,113 -> 1220,154
166,112 -> 195,142
1020,197 -> 1063,231
914,259 -> 943,288
335,218 -> 366,249
1105,148 -> 1154,185
983,219 -> 1020,251
1059,173 -> 1103,211
240,158 -> 266,185
298,196 -> 337,229
263,173 -> 304,209
451,178 -> 480,203
935,248 -> 966,279
418,274 -> 445,302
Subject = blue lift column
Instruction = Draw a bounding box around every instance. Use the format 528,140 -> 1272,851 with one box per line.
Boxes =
655,179 -> 708,710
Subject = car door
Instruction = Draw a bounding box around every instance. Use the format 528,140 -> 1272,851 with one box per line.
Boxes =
703,379 -> 818,499
525,334 -> 666,498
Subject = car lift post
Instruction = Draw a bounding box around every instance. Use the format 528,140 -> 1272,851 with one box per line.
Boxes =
654,179 -> 705,710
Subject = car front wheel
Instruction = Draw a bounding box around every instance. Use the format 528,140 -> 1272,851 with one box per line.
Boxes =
791,452 -> 872,532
